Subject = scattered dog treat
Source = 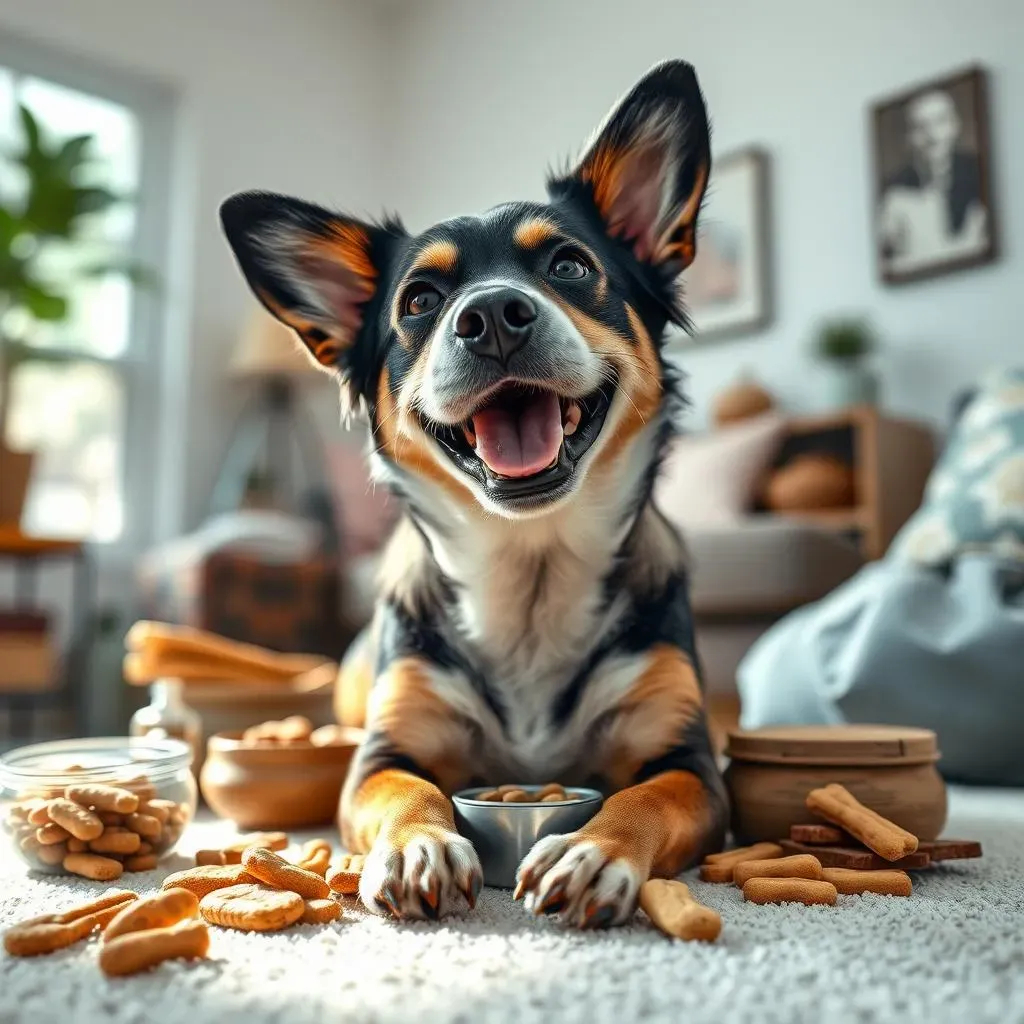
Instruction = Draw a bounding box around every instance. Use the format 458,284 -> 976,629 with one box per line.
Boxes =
742,877 -> 838,907
917,839 -> 983,862
199,882 -> 305,932
790,824 -> 847,845
220,832 -> 290,863
779,840 -> 931,870
821,868 -> 912,897
806,784 -> 918,861
639,879 -> 721,942
162,863 -> 258,899
327,854 -> 365,895
700,842 -> 784,883
3,890 -> 137,957
732,854 -> 823,888
195,849 -> 227,867
241,846 -> 331,900
99,919 -> 210,977
103,888 -> 199,942
296,838 -> 332,877
300,898 -> 343,925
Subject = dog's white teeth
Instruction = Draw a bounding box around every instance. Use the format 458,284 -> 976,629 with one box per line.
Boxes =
463,421 -> 477,448
563,402 -> 581,437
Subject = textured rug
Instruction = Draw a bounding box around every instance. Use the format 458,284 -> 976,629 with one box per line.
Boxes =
2,787 -> 1023,1024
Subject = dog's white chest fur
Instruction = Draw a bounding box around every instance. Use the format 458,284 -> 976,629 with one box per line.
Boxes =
424,497 -> 633,777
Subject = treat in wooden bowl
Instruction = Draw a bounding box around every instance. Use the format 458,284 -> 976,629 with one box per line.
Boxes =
199,724 -> 364,830
723,725 -> 947,845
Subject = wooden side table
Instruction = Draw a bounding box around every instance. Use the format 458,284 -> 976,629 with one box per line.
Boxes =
767,406 -> 936,560
0,526 -> 94,739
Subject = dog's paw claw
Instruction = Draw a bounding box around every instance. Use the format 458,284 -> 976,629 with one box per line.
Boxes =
516,835 -> 642,929
359,829 -> 482,920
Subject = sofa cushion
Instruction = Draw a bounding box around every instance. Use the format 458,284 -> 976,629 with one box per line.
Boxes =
656,412 -> 785,528
687,517 -> 862,615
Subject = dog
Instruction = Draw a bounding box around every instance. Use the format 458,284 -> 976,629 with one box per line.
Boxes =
220,59 -> 728,928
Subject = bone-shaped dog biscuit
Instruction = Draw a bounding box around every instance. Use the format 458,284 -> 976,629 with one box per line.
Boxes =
742,877 -> 838,906
806,784 -> 918,862
732,854 -> 823,888
639,879 -> 721,942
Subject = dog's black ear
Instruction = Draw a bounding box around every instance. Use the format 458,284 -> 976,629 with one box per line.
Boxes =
220,191 -> 405,406
549,60 -> 710,281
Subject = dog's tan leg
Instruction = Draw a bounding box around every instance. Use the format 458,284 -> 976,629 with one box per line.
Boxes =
514,645 -> 727,927
515,769 -> 724,927
340,657 -> 483,919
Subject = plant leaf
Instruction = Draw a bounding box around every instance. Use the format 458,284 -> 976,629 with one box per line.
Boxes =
55,134 -> 94,174
17,105 -> 41,153
20,283 -> 68,321
74,186 -> 122,217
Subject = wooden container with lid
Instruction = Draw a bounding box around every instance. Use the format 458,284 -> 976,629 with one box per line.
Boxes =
723,724 -> 947,844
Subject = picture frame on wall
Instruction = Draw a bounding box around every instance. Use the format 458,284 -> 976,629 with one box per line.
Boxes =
872,65 -> 998,285
681,146 -> 772,343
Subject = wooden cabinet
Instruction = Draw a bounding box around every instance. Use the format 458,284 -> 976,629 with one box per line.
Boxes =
767,406 -> 936,560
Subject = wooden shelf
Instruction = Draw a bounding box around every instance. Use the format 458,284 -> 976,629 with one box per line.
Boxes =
0,527 -> 83,557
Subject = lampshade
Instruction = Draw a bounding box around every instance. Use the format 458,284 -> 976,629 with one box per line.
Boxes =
230,306 -> 321,379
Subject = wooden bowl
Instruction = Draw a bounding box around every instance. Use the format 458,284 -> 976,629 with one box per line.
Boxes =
723,724 -> 947,844
199,727 -> 364,830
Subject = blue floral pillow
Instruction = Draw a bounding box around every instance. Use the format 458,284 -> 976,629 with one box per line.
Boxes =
891,367 -> 1024,566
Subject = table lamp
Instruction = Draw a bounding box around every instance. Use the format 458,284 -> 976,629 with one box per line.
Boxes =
208,306 -> 329,517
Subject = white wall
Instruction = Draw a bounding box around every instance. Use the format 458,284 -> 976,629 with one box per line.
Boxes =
0,0 -> 384,547
380,0 -> 1024,430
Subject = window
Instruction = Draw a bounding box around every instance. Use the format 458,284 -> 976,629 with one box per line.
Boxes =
0,46 -> 169,547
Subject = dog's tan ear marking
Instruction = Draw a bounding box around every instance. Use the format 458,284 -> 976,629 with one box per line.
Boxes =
221,191 -> 405,407
549,60 -> 710,279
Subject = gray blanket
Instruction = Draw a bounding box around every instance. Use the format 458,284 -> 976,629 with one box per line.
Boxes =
737,553 -> 1024,785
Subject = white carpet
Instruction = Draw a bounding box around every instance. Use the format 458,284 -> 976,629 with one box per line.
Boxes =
2,787 -> 1024,1024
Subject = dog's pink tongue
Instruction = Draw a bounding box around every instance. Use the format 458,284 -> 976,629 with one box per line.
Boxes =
472,391 -> 562,478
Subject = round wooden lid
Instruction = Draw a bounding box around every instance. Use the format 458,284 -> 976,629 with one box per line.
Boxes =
724,724 -> 939,766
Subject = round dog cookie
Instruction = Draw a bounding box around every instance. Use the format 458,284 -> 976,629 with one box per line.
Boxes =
199,883 -> 305,932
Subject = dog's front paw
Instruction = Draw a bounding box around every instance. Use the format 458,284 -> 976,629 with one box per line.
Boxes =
514,833 -> 644,929
359,827 -> 483,921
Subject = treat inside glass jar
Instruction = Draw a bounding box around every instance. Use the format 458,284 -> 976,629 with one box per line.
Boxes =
0,737 -> 197,878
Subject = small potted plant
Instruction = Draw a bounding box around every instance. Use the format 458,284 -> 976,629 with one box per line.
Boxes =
811,318 -> 880,410
0,104 -> 153,528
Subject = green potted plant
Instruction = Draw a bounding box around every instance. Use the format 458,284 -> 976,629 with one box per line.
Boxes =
811,317 -> 880,410
0,103 -> 152,528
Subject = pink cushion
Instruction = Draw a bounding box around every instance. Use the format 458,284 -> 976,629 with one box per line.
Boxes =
325,442 -> 398,557
655,412 -> 786,529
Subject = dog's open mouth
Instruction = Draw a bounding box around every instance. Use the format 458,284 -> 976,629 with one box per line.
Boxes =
421,379 -> 615,502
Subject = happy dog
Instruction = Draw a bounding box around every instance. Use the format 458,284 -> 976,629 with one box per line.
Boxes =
220,59 -> 728,927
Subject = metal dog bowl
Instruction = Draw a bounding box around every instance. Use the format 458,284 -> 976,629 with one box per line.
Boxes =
453,786 -> 603,888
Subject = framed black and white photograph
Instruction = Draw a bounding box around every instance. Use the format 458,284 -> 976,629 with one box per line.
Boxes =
872,66 -> 997,285
682,147 -> 772,343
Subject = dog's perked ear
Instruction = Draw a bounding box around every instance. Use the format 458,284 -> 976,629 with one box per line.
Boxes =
220,191 -> 406,408
549,60 -> 711,288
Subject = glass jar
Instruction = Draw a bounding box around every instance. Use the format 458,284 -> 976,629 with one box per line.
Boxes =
0,736 -> 197,875
129,680 -> 202,770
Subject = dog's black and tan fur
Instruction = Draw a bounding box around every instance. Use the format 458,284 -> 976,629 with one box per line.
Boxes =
220,61 -> 728,928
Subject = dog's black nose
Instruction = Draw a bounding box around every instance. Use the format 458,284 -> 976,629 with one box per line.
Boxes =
453,287 -> 537,364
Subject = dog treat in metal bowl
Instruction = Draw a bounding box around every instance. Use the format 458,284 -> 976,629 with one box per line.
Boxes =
453,785 -> 603,888
472,783 -> 589,804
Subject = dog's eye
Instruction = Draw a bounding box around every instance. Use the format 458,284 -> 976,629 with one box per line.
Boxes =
405,285 -> 443,316
549,251 -> 589,280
